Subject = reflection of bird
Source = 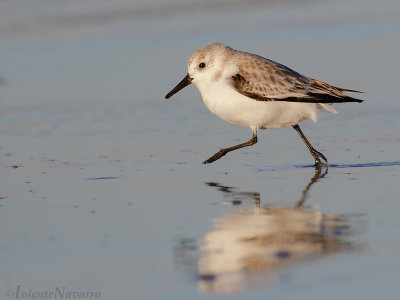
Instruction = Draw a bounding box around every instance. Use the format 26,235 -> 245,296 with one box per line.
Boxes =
198,207 -> 336,293
174,170 -> 363,294
165,43 -> 363,167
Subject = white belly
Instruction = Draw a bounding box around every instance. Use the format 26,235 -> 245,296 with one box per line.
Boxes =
198,81 -> 319,129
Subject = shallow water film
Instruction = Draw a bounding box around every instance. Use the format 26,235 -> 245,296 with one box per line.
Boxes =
1,0 -> 400,299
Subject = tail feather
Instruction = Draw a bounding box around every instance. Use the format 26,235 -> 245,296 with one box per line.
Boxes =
311,79 -> 363,94
335,87 -> 363,94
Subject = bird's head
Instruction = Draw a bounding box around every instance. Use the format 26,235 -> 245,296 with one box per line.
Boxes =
165,43 -> 233,99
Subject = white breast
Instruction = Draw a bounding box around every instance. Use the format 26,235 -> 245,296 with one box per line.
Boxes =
197,79 -> 319,129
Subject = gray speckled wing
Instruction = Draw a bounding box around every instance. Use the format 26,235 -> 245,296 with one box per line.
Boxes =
231,52 -> 363,103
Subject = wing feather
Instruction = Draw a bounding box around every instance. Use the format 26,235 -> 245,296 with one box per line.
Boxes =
231,53 -> 363,103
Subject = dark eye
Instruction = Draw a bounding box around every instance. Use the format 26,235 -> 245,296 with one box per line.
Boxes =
199,62 -> 206,68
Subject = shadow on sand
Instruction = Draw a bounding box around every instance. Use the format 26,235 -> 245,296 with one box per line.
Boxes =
298,160 -> 400,170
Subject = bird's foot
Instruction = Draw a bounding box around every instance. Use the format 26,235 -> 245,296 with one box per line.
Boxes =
312,148 -> 329,171
202,149 -> 227,164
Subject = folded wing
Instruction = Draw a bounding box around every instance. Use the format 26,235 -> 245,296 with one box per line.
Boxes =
231,54 -> 363,104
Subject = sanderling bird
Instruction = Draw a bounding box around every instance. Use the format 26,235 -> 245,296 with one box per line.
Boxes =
165,43 -> 363,167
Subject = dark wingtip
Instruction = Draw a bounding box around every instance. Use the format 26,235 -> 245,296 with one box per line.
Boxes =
272,94 -> 365,103
345,96 -> 364,103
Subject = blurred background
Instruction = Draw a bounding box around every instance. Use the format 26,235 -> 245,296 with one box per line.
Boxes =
1,0 -> 399,109
1,0 -> 400,299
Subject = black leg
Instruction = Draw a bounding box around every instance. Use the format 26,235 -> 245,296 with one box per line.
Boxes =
203,134 -> 258,164
292,124 -> 328,168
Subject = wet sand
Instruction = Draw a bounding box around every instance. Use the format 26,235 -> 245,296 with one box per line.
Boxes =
1,0 -> 400,299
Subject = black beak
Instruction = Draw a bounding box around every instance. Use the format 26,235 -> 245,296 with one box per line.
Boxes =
165,74 -> 192,99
